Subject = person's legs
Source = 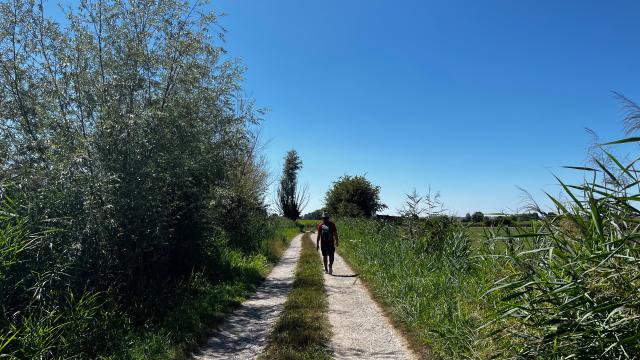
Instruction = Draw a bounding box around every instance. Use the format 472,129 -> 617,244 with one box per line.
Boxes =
321,246 -> 329,272
328,246 -> 335,274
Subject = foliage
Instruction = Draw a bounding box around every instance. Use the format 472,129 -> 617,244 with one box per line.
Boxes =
398,188 -> 444,219
397,189 -> 456,257
302,209 -> 324,220
0,0 -> 284,357
487,136 -> 640,358
0,191 -> 298,359
337,217 -> 497,359
324,175 -> 386,218
295,219 -> 317,232
471,211 -> 485,223
0,194 -> 121,359
275,150 -> 308,220
124,218 -> 299,360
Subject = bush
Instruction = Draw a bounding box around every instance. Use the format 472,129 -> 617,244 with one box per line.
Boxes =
325,175 -> 386,218
0,195 -> 123,359
471,212 -> 485,223
302,209 -> 324,220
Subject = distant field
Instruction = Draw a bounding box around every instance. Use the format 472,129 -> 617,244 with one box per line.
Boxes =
467,225 -> 536,255
297,219 -> 320,231
301,219 -> 533,251
297,219 -> 319,225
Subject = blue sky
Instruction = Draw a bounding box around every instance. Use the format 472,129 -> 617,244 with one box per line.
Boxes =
43,0 -> 638,215
210,0 -> 640,215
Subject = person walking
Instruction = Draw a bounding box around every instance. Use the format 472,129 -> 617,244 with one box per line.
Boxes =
316,212 -> 339,274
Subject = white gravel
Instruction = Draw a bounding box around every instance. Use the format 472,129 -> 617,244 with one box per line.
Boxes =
323,247 -> 418,360
191,233 -> 303,360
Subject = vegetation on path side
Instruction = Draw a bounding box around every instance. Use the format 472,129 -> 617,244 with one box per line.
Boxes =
260,232 -> 333,360
0,0 -> 304,357
336,218 -> 495,359
336,120 -> 640,359
133,220 -> 301,360
1,208 -> 300,360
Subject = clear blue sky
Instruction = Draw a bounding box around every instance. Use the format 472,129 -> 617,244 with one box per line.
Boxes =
41,0 -> 640,215
211,0 -> 640,215
38,0 -> 640,215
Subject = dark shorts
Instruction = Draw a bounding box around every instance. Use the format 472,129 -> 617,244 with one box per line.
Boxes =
321,244 -> 335,257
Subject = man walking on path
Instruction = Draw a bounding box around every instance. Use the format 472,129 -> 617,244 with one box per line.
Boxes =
317,212 -> 339,274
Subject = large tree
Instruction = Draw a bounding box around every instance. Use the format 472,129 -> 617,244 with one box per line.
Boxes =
275,150 -> 308,220
0,0 -> 269,355
325,175 -> 386,218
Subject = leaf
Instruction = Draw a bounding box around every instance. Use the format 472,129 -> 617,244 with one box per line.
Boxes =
603,137 -> 640,145
561,166 -> 598,172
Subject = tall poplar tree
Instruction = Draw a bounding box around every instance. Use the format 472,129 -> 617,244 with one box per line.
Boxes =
276,150 -> 308,220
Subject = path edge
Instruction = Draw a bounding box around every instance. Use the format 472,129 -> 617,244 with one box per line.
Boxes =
335,244 -> 434,359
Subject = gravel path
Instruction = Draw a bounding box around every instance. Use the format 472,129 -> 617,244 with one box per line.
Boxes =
323,247 -> 418,360
192,234 -> 303,360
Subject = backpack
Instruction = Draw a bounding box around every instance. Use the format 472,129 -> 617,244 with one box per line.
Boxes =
320,223 -> 333,243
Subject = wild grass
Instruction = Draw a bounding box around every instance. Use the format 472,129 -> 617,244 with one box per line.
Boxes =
125,255 -> 269,360
337,134 -> 640,359
485,139 -> 640,358
266,224 -> 302,262
123,219 -> 300,360
0,206 -> 299,360
337,218 -> 508,359
260,232 -> 332,360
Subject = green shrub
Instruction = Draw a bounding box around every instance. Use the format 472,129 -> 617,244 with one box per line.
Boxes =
0,195 -> 123,359
325,175 -> 387,217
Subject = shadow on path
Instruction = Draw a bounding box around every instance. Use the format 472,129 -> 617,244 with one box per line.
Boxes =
330,273 -> 359,278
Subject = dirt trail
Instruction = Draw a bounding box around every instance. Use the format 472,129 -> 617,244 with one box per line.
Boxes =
192,233 -> 303,360
323,245 -> 418,360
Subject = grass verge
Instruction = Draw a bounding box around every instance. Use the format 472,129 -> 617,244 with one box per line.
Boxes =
259,232 -> 332,360
336,219 -> 501,359
124,221 -> 300,360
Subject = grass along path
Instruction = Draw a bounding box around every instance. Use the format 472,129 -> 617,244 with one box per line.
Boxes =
260,232 -> 332,360
192,233 -> 303,360
323,237 -> 418,360
336,219 -> 498,359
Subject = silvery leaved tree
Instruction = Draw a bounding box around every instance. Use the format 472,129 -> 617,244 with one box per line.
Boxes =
0,0 -> 269,356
